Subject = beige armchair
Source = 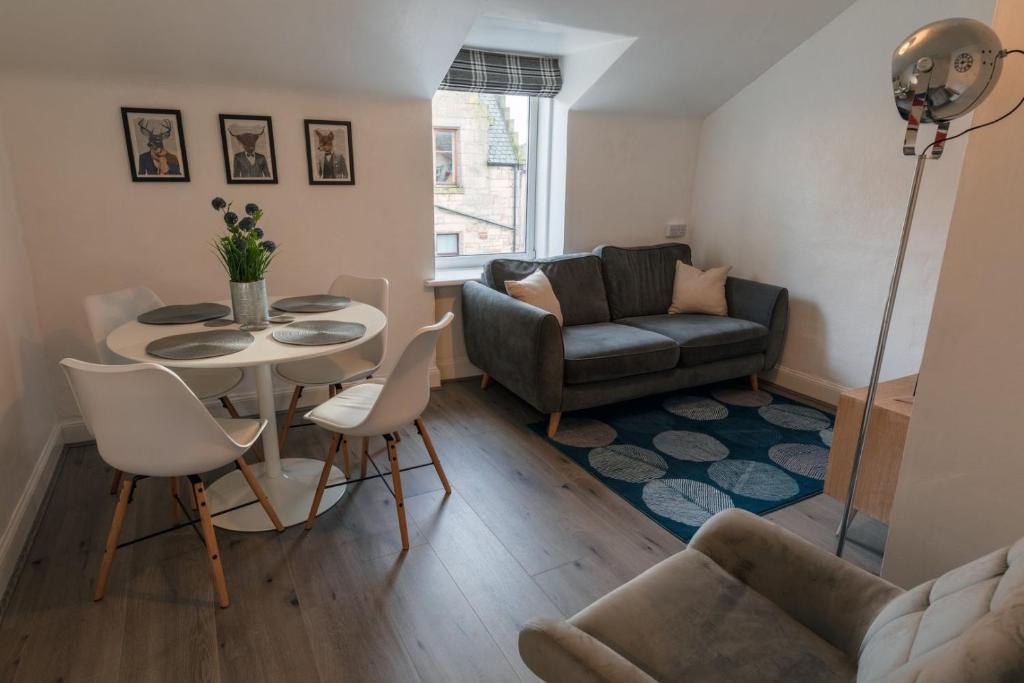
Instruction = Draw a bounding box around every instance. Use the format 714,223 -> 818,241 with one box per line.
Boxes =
519,509 -> 1024,682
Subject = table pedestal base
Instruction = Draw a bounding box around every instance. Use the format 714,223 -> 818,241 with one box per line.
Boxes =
206,458 -> 347,531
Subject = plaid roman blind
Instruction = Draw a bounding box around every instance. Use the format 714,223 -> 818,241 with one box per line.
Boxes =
439,48 -> 562,98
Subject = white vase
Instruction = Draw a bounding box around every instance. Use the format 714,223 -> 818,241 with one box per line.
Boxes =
230,279 -> 269,325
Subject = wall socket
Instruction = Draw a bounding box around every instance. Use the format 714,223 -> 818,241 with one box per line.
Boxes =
666,223 -> 687,239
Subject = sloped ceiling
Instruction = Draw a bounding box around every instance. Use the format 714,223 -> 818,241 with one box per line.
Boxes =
0,0 -> 856,116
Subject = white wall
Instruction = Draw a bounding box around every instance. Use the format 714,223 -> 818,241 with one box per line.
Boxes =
882,0 -> 1024,587
0,113 -> 60,595
0,74 -> 437,420
689,0 -> 996,403
564,111 -> 702,253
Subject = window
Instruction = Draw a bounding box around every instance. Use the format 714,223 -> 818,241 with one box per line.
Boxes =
435,233 -> 460,256
432,91 -> 538,265
433,128 -> 459,186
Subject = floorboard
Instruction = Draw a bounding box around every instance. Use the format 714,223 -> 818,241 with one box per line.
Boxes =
0,378 -> 886,682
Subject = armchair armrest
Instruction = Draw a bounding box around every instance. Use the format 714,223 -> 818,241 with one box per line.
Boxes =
725,277 -> 788,370
462,280 -> 564,414
519,618 -> 658,683
689,509 -> 902,660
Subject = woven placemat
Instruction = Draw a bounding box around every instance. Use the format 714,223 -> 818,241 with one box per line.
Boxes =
138,303 -> 231,325
271,320 -> 366,346
272,294 -> 350,313
146,330 -> 254,360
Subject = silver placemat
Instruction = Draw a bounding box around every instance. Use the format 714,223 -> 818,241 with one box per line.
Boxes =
271,320 -> 366,346
272,294 -> 351,313
146,330 -> 254,360
138,303 -> 231,325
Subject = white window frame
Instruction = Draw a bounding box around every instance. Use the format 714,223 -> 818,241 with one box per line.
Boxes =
435,232 -> 461,257
434,96 -> 547,270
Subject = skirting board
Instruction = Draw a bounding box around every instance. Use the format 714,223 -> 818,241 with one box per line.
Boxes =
0,423 -> 64,607
764,365 -> 848,407
437,355 -> 479,381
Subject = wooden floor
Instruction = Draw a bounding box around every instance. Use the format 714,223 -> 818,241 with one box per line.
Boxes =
0,379 -> 886,682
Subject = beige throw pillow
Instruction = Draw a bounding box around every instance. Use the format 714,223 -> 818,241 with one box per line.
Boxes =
668,261 -> 731,316
505,270 -> 564,325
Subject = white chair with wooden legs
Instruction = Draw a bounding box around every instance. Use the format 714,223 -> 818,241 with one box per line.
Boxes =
303,313 -> 453,549
273,275 -> 389,453
85,287 -> 245,493
60,359 -> 284,608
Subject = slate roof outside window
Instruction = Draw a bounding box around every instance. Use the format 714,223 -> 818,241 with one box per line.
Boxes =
482,93 -> 523,167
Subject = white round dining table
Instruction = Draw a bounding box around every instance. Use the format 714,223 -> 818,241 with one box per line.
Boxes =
106,298 -> 387,532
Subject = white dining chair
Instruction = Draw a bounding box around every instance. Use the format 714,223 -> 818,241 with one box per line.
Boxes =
303,313 -> 453,549
85,287 -> 246,492
273,275 -> 389,451
60,359 -> 284,608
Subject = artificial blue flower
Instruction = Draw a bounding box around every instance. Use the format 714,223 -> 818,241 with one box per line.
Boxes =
211,197 -> 227,210
253,227 -> 264,239
238,217 -> 255,231
233,237 -> 247,251
224,211 -> 238,226
245,203 -> 260,216
261,240 -> 277,253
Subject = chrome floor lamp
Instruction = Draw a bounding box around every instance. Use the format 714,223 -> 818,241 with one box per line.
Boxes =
837,18 -> 1024,556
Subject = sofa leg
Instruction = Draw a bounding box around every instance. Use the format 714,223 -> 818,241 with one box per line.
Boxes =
480,373 -> 492,390
749,374 -> 760,392
547,412 -> 562,438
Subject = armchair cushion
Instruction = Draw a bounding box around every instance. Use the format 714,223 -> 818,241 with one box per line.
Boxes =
568,541 -> 857,682
562,323 -> 679,385
618,314 -> 769,367
484,253 -> 610,326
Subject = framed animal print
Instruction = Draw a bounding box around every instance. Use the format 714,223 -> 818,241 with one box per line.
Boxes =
121,107 -> 190,182
304,119 -> 355,185
219,114 -> 278,184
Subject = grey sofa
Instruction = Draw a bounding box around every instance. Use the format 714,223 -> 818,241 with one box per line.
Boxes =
462,243 -> 788,436
519,508 -> 1024,682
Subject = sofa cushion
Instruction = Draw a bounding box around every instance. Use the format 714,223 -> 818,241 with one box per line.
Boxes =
485,253 -> 610,326
562,323 -> 679,385
594,243 -> 693,319
618,314 -> 769,367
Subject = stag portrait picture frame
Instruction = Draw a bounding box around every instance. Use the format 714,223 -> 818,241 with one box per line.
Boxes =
121,107 -> 190,182
304,119 -> 355,186
219,114 -> 278,184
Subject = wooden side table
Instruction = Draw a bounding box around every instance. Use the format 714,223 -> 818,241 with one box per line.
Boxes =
824,374 -> 916,524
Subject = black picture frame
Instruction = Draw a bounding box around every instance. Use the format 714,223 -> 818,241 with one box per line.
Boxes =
219,114 -> 278,184
304,119 -> 355,185
120,107 -> 190,182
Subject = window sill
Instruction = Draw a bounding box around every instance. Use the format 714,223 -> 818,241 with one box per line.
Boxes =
426,266 -> 484,288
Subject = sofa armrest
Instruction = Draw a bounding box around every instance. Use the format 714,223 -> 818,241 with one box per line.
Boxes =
462,280 -> 564,414
725,277 -> 788,370
519,618 -> 658,683
689,509 -> 902,660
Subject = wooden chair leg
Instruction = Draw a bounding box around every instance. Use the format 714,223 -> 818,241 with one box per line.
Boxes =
108,469 -> 123,496
192,477 -> 229,608
360,437 -> 369,478
547,412 -> 562,438
385,437 -> 410,550
341,436 -> 351,479
415,418 -> 450,494
278,385 -> 303,451
170,477 -> 180,524
480,373 -> 492,390
95,479 -> 132,601
235,457 -> 284,531
220,396 -> 240,419
305,433 -> 341,530
328,384 -> 337,399
749,374 -> 760,392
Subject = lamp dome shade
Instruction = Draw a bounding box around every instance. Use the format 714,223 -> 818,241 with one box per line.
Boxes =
893,17 -> 1002,123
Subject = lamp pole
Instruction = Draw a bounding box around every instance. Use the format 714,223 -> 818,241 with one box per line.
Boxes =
836,154 -> 927,557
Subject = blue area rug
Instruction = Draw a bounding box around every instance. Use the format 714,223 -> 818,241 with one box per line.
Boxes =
532,381 -> 835,542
